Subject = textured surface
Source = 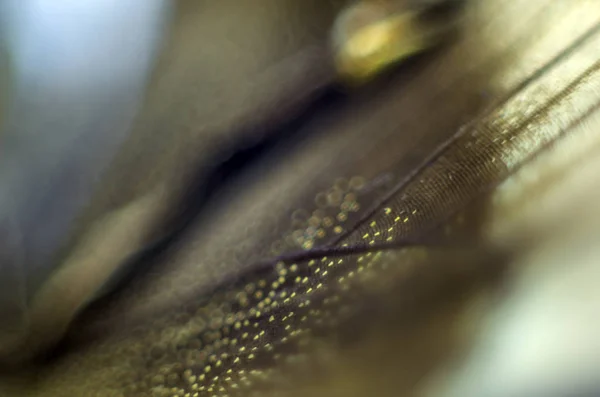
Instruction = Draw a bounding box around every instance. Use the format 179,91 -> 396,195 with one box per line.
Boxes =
3,0 -> 600,396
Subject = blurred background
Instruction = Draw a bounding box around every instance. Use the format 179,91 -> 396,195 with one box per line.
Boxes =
0,0 -> 171,341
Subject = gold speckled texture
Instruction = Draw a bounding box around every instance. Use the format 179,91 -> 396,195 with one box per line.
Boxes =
5,0 -> 600,396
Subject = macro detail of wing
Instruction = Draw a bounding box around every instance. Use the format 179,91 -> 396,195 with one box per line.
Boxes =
4,0 -> 600,396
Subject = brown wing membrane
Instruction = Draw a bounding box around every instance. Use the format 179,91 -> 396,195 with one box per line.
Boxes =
2,0 -> 600,396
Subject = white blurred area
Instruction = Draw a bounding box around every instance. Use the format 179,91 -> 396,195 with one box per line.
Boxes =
432,238 -> 600,397
1,0 -> 168,87
427,114 -> 600,397
0,0 -> 171,340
